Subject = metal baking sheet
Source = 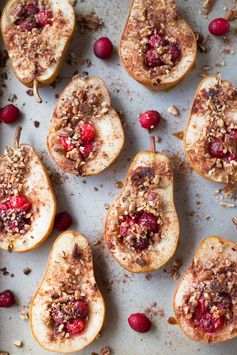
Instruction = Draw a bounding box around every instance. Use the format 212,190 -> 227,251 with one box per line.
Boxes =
1,0 -> 237,354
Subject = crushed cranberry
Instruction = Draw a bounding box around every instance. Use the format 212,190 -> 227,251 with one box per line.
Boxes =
149,34 -> 166,48
199,313 -> 225,333
168,43 -> 181,62
17,16 -> 38,31
35,8 -> 52,27
0,104 -> 20,124
54,211 -> 72,231
0,195 -> 31,212
0,290 -> 15,308
128,313 -> 151,333
131,236 -> 150,252
145,49 -> 163,68
94,37 -> 113,59
119,217 -> 135,237
137,212 -> 158,233
52,310 -> 64,325
226,153 -> 237,162
195,298 -> 206,320
75,300 -> 89,319
66,319 -> 86,334
80,143 -> 94,160
24,3 -> 39,16
59,136 -> 74,152
229,129 -> 237,139
139,110 -> 161,130
80,123 -> 95,143
208,138 -> 225,158
208,18 -> 230,36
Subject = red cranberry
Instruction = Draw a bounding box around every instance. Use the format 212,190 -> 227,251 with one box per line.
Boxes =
59,136 -> 74,152
54,211 -> 72,231
137,212 -> 158,233
145,49 -> 163,68
0,104 -> 20,123
80,143 -> 94,160
229,129 -> 237,139
208,138 -> 225,158
75,300 -> 89,319
119,217 -> 134,236
52,310 -> 64,325
168,43 -> 181,62
226,153 -> 237,162
139,110 -> 161,130
0,290 -> 15,308
132,236 -> 150,252
0,200 -> 12,210
94,37 -> 113,59
195,298 -> 206,320
24,3 -> 39,15
80,123 -> 95,143
128,313 -> 151,333
66,319 -> 86,334
18,16 -> 37,31
199,313 -> 224,333
35,8 -> 52,27
9,195 -> 31,212
209,18 -> 230,36
149,34 -> 166,48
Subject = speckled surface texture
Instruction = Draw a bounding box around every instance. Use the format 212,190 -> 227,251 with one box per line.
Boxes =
1,0 -> 237,354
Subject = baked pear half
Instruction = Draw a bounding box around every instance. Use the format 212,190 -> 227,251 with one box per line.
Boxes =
119,0 -> 197,91
47,75 -> 124,176
30,231 -> 105,353
0,127 -> 56,253
174,236 -> 237,344
104,140 -> 179,272
1,0 -> 75,102
184,74 -> 237,184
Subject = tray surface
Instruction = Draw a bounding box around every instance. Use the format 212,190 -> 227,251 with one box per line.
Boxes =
1,0 -> 237,354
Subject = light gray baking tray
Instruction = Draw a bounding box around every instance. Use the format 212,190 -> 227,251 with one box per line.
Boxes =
1,0 -> 237,354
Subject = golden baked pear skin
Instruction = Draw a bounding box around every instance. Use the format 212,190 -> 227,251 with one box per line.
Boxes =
30,231 -> 105,353
174,236 -> 237,344
1,0 -> 75,102
119,0 -> 197,91
184,74 -> 237,184
0,127 -> 56,252
104,143 -> 179,272
47,75 -> 124,176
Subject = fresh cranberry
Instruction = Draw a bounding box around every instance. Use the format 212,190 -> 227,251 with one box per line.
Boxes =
132,236 -> 150,252
229,129 -> 237,139
145,49 -> 163,68
59,136 -> 74,152
139,110 -> 161,130
80,143 -> 94,160
226,153 -> 237,162
208,138 -> 225,158
119,217 -> 134,236
94,37 -> 113,59
195,298 -> 206,320
75,300 -> 89,319
209,18 -> 230,36
80,123 -> 95,143
66,319 -> 86,334
0,290 -> 15,308
199,313 -> 224,333
137,212 -> 158,233
9,195 -> 31,212
128,313 -> 151,333
149,34 -> 166,48
24,3 -> 39,15
35,8 -> 52,27
168,43 -> 181,62
18,16 -> 37,31
0,104 -> 20,124
0,200 -> 12,210
54,211 -> 72,231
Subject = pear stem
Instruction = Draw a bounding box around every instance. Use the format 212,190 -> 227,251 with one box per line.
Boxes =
14,126 -> 22,148
33,79 -> 42,103
150,136 -> 156,153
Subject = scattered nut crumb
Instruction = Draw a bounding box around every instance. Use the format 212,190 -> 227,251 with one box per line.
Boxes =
225,6 -> 237,21
33,121 -> 40,128
14,340 -> 23,348
219,201 -> 236,208
23,267 -> 31,275
168,105 -> 179,116
104,203 -> 110,210
0,352 -> 9,355
19,306 -> 29,320
203,0 -> 215,15
100,347 -> 111,355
